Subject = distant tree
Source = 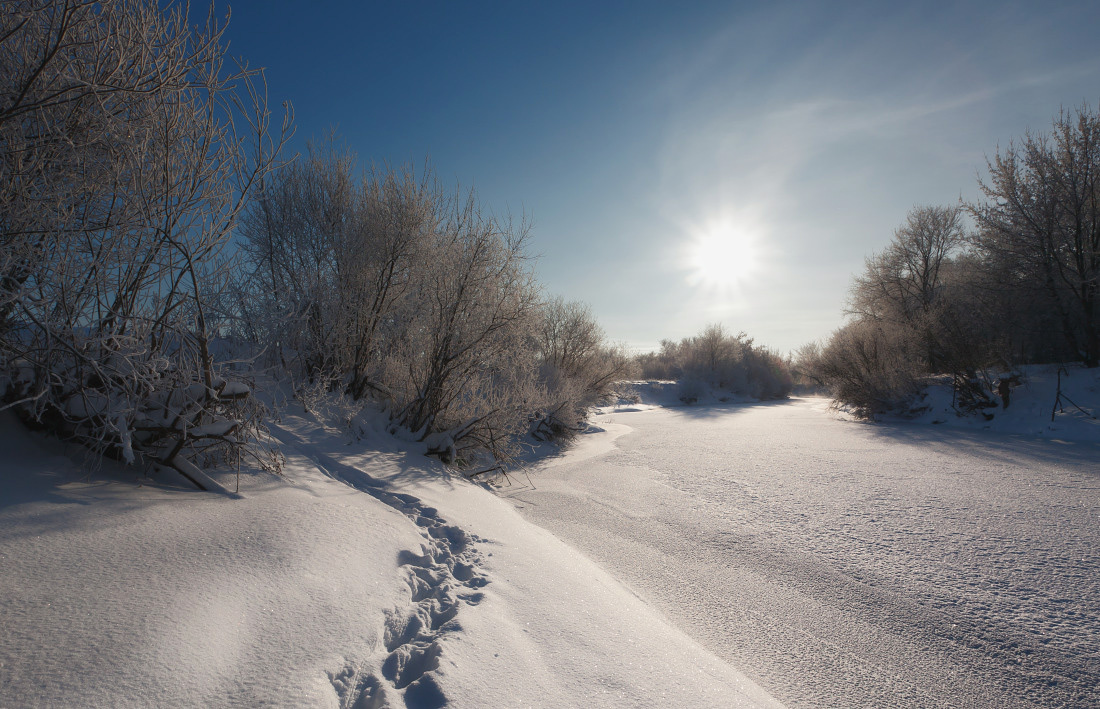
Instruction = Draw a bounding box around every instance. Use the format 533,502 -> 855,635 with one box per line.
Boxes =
636,340 -> 680,380
685,323 -> 742,383
972,106 -> 1100,367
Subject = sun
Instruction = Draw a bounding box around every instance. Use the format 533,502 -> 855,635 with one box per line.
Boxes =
684,219 -> 759,290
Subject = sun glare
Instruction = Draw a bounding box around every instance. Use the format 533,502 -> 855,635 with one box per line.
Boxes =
685,219 -> 759,291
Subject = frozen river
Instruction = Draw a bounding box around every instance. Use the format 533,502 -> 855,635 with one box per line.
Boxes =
509,397 -> 1100,708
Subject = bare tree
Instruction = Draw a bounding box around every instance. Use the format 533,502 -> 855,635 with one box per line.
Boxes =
803,320 -> 923,418
238,140 -> 438,399
684,323 -> 742,384
393,192 -> 541,458
633,324 -> 791,401
240,149 -> 549,462
531,297 -> 636,441
848,205 -> 965,371
0,0 -> 292,485
972,106 -> 1100,367
539,298 -> 604,379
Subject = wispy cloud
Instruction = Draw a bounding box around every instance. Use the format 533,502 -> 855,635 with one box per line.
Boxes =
634,1 -> 1100,350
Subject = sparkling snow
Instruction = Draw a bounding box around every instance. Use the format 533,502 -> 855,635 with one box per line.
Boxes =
511,378 -> 1100,707
2,366 -> 1096,707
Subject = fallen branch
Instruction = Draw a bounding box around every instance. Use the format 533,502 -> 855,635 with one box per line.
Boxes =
162,456 -> 238,497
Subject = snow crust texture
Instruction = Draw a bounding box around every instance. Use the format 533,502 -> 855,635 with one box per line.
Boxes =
516,396 -> 1100,708
0,416 -> 420,708
1,406 -> 781,708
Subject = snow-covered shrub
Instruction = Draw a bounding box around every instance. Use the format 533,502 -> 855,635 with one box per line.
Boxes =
240,147 -> 548,462
530,298 -> 637,442
736,345 -> 794,399
0,0 -> 290,483
237,140 -> 434,392
677,377 -> 704,405
635,342 -> 679,380
805,320 -> 923,418
951,370 -> 998,416
791,342 -> 829,394
635,324 -> 792,401
387,196 -> 543,461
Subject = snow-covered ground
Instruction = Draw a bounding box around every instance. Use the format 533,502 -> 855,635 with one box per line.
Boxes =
896,363 -> 1100,442
512,372 -> 1100,707
0,405 -> 779,708
2,366 -> 1096,707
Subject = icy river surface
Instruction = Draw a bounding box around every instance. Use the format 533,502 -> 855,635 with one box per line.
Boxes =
509,397 -> 1100,708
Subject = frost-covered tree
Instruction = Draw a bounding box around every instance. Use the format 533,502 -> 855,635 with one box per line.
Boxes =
801,320 -> 923,418
634,324 -> 791,400
530,298 -> 636,441
972,106 -> 1100,367
810,205 -> 1002,415
240,144 -> 548,462
0,0 -> 291,485
391,194 -> 541,456
848,205 -> 965,371
849,205 -> 964,324
237,139 -> 432,393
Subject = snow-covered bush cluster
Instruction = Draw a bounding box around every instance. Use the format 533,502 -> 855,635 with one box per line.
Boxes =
636,323 -> 792,401
800,108 -> 1100,417
0,0 -> 290,480
235,140 -> 634,461
794,321 -> 922,417
236,140 -> 537,460
0,1 -> 760,481
530,298 -> 637,441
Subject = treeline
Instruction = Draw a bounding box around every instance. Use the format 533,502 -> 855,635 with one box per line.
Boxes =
0,0 -> 631,482
235,140 -> 635,461
798,106 -> 1100,416
637,324 -> 792,401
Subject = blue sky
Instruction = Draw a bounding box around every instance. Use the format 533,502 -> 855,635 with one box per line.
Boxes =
208,0 -> 1100,354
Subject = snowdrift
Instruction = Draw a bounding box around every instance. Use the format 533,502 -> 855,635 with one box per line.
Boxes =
888,364 -> 1100,442
0,407 -> 781,708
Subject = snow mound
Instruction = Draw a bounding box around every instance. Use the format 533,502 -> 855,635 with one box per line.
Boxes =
0,405 -> 781,708
894,364 -> 1100,441
0,412 -> 421,707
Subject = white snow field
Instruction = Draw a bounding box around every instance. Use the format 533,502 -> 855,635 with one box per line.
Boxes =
0,406 -> 780,709
2,365 -> 1096,708
511,371 -> 1100,708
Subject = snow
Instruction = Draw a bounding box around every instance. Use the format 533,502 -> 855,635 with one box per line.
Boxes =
3,367 -> 1095,707
0,413 -> 420,707
513,383 -> 1100,707
189,420 -> 239,437
0,405 -> 781,708
346,445 -> 780,708
894,363 -> 1100,441
218,381 -> 252,398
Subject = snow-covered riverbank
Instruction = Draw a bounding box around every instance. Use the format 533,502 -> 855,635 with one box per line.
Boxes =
0,406 -> 780,708
515,393 -> 1100,707
3,365 -> 1097,707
